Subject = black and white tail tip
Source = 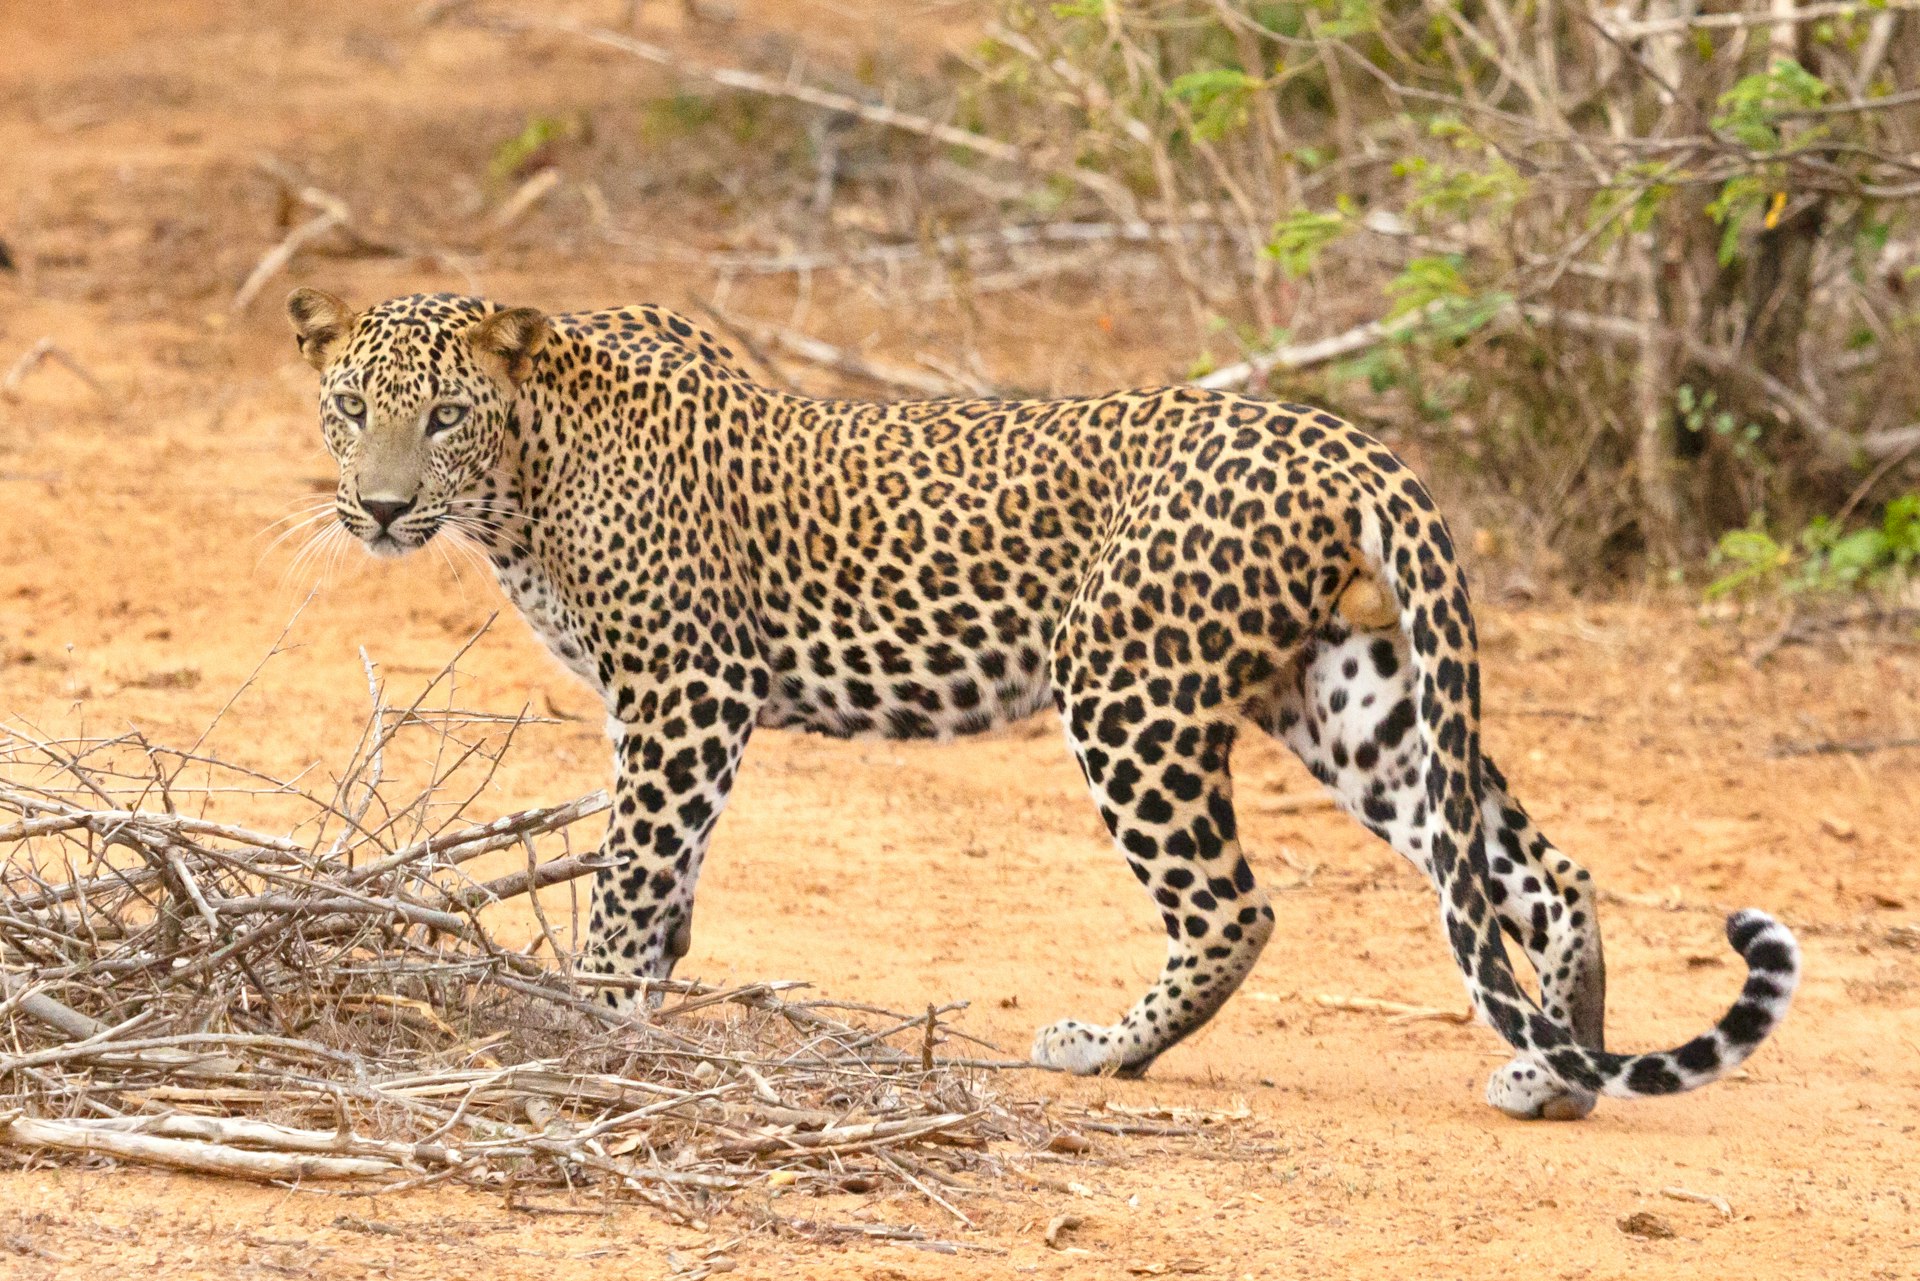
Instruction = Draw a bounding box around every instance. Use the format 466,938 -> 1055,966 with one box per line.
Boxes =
1598,908 -> 1801,1100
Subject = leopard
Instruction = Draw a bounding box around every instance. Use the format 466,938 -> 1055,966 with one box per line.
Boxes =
285,287 -> 1801,1120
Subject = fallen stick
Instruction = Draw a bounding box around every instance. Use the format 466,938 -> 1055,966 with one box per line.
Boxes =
231,160 -> 404,313
508,16 -> 1019,162
0,1030 -> 339,1076
0,973 -> 108,1040
0,976 -> 243,1075
690,220 -> 1213,276
1660,1185 -> 1734,1218
446,851 -> 614,912
0,783 -> 309,854
1253,792 -> 1337,815
1315,995 -> 1473,1024
103,1114 -> 462,1168
0,1113 -> 400,1182
1077,1119 -> 1201,1137
490,167 -> 564,234
483,14 -> 1137,214
347,791 -> 609,883
758,325 -> 969,397
881,1152 -> 974,1226
708,311 -> 973,397
0,338 -> 110,400
231,208 -> 343,312
1093,1100 -> 1251,1124
713,1112 -> 972,1157
1769,735 -> 1920,759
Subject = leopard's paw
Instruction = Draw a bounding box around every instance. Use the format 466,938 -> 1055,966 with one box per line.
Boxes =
1485,1057 -> 1597,1121
1030,1019 -> 1124,1075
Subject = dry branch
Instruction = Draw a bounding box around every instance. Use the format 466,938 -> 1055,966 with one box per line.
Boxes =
499,16 -> 1023,164
231,159 -> 404,312
1191,304 -> 1449,391
0,642 -> 1061,1218
1768,735 -> 1920,758
1601,0 -> 1920,38
1314,994 -> 1473,1024
1660,1185 -> 1734,1218
697,304 -> 983,397
1,1113 -> 400,1182
1,338 -> 109,401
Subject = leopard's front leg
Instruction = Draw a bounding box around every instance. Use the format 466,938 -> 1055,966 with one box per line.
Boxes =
582,678 -> 756,1011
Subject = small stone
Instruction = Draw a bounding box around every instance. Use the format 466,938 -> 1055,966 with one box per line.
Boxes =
1618,1211 -> 1675,1240
1821,816 -> 1856,840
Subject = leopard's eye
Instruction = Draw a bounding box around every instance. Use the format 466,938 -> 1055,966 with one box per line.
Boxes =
333,393 -> 366,421
427,403 -> 469,434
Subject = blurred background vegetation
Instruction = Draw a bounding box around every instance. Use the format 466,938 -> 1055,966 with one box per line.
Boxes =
23,1 -> 1914,597
470,0 -> 1920,596
966,0 -> 1920,595
969,0 -> 1920,595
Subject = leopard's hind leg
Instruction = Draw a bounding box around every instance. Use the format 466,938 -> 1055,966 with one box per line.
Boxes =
1027,578 -> 1287,1077
1263,619 -> 1608,1119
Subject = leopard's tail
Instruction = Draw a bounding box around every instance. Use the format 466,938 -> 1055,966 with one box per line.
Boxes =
1355,486 -> 1799,1101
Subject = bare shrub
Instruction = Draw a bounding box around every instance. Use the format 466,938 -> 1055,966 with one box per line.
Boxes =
0,635 -> 1053,1228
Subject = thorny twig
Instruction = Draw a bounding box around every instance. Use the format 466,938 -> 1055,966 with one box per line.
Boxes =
0,640 -> 1104,1221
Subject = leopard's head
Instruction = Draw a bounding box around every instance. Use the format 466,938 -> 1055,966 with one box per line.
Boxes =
285,289 -> 548,558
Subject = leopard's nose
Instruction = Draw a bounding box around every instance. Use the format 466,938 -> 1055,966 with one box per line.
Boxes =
361,496 -> 415,529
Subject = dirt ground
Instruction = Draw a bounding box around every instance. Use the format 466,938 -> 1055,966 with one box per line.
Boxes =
3,2 -> 1919,1277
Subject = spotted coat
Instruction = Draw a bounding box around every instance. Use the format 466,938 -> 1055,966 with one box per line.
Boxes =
287,289 -> 1800,1117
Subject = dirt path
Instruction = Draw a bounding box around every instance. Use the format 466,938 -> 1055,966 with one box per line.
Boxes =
2,3 -> 1917,1277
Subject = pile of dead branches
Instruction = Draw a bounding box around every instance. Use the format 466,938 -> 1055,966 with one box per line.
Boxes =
0,639 -> 1049,1226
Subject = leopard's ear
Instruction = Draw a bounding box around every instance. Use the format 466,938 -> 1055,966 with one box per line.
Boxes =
285,288 -> 357,371
467,306 -> 550,385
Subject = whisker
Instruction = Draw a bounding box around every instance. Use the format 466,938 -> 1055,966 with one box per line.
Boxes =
321,525 -> 356,592
450,497 -> 545,531
450,529 -> 493,575
280,523 -> 335,597
257,497 -> 338,527
256,510 -> 339,565
448,520 -> 507,564
432,535 -> 473,598
446,510 -> 531,556
253,499 -> 340,543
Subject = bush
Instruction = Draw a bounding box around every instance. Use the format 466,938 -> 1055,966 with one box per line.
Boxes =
974,1 -> 1920,576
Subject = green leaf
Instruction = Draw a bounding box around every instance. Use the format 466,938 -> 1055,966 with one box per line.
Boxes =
1425,291 -> 1513,343
1167,67 -> 1262,141
1706,527 -> 1793,598
1824,529 -> 1888,579
1264,208 -> 1348,277
1705,174 -> 1767,266
1385,255 -> 1471,317
1402,154 -> 1526,221
1713,58 -> 1831,152
489,114 -> 572,184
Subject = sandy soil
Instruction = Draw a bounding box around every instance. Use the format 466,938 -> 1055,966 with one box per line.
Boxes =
3,3 -> 1918,1277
